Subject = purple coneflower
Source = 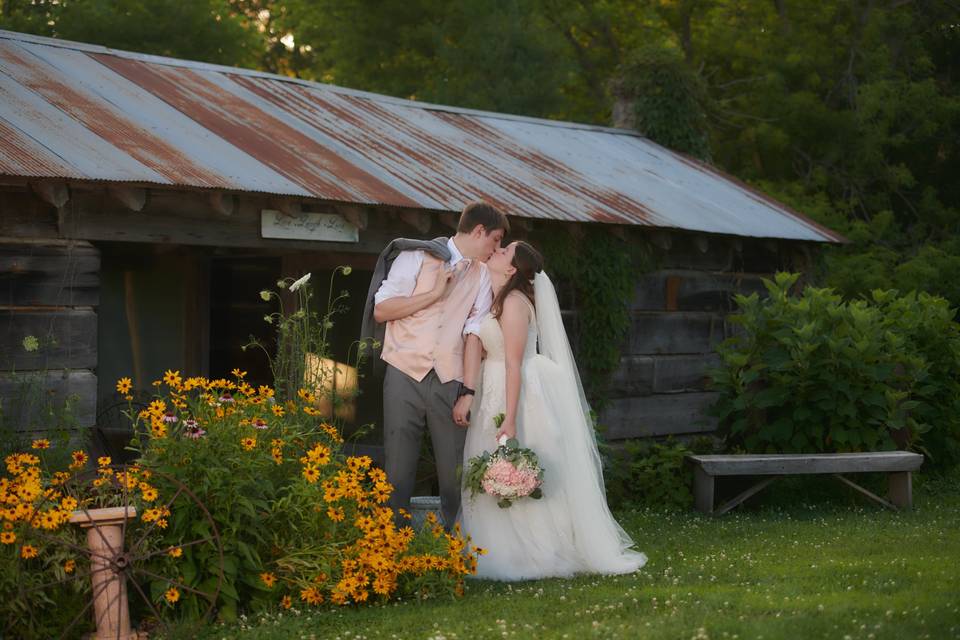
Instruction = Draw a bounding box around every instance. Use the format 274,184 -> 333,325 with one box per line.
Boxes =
184,419 -> 206,439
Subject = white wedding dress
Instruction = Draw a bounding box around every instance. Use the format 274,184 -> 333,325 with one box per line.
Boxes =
459,273 -> 647,581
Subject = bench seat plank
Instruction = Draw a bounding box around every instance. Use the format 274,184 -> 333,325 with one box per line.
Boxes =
688,452 -> 923,476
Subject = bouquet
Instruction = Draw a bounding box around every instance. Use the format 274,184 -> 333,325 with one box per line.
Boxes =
464,414 -> 544,508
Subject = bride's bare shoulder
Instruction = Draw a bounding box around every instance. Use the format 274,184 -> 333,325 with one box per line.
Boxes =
501,292 -> 533,320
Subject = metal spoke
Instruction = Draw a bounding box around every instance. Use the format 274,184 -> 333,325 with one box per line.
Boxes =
97,583 -> 124,640
120,464 -> 130,559
74,503 -> 120,557
28,528 -> 114,563
57,568 -> 115,640
127,570 -> 172,637
131,485 -> 184,552
17,563 -> 111,596
129,536 -> 214,564
132,566 -> 217,602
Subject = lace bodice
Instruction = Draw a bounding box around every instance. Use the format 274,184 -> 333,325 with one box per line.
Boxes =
475,294 -> 537,429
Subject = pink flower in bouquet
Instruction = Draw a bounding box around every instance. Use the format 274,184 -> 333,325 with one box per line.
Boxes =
465,414 -> 544,507
481,459 -> 541,500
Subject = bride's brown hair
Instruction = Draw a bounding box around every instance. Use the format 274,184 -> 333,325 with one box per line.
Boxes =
492,241 -> 544,319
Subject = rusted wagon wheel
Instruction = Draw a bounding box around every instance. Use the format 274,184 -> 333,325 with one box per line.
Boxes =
8,465 -> 223,639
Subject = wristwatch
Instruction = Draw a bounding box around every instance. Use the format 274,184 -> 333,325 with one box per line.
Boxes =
457,384 -> 475,399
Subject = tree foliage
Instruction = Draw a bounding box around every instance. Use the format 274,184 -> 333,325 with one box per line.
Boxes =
1,0 -> 260,65
1,0 -> 958,305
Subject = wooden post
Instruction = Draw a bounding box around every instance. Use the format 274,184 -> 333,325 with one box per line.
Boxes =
888,471 -> 913,509
693,465 -> 715,514
70,507 -> 140,640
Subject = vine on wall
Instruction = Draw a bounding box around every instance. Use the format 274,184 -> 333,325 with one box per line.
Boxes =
535,224 -> 658,408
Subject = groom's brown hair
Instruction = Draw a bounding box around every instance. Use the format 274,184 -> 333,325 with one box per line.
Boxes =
457,200 -> 510,235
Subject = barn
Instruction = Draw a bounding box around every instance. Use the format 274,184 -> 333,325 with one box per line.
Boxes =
0,30 -> 843,458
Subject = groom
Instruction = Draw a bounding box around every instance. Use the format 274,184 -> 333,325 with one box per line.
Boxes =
363,201 -> 509,529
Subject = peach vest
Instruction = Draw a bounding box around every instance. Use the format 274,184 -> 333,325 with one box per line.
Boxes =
381,254 -> 484,383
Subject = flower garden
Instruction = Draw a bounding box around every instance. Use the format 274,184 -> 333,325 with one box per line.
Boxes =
1,370 -> 481,639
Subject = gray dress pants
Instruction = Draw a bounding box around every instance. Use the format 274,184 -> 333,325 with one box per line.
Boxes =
383,364 -> 465,530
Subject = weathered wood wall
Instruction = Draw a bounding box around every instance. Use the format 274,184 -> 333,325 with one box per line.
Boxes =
0,183 -> 819,446
0,234 -> 100,435
599,231 -> 811,441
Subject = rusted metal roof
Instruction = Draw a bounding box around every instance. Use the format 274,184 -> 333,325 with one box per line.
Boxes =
0,30 -> 843,242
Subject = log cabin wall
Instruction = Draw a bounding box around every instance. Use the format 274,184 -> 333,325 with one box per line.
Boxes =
599,231 -> 812,442
0,191 -> 99,441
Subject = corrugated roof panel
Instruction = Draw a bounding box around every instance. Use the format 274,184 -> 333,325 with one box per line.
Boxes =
0,30 -> 844,243
0,41 -> 228,187
95,54 -> 421,206
23,42 -> 310,195
0,115 -> 76,178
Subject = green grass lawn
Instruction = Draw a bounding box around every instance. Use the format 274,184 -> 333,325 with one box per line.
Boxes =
195,475 -> 960,640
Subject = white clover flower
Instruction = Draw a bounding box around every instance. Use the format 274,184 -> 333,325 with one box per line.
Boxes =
289,272 -> 311,291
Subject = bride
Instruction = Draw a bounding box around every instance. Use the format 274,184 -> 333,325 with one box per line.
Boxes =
456,241 -> 647,581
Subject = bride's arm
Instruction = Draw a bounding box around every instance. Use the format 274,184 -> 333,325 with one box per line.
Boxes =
498,295 -> 530,441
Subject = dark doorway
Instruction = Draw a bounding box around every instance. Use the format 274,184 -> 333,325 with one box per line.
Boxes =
209,256 -> 281,389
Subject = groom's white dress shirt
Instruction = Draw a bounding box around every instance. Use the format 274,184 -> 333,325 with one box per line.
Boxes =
374,237 -> 492,336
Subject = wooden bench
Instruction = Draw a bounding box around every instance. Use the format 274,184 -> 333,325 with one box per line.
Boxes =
687,452 -> 924,515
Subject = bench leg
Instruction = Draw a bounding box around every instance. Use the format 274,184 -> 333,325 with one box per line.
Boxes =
714,476 -> 779,516
694,467 -> 715,514
888,471 -> 913,509
833,474 -> 897,511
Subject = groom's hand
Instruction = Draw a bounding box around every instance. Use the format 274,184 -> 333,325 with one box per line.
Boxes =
453,395 -> 472,427
431,267 -> 455,301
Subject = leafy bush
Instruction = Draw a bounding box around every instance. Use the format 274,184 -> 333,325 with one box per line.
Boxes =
0,375 -> 479,638
131,373 -> 479,621
603,438 -> 713,510
710,273 -> 960,467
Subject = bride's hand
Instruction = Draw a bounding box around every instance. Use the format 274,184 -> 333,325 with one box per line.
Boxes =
495,419 -> 516,444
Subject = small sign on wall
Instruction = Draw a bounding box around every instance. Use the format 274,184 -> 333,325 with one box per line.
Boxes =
260,209 -> 359,243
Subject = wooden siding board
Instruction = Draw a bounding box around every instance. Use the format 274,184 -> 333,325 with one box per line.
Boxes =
600,392 -> 719,439
0,308 -> 97,369
0,241 -> 100,306
627,312 -> 730,355
0,369 -> 96,429
67,197 -> 398,253
653,354 -> 721,393
632,271 -> 768,312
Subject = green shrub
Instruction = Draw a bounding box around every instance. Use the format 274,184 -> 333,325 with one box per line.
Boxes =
604,438 -> 712,509
710,272 -> 960,467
